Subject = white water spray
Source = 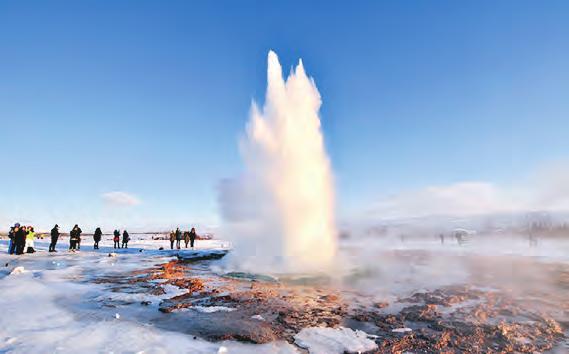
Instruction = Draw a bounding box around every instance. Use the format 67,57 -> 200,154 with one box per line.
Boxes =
219,51 -> 337,273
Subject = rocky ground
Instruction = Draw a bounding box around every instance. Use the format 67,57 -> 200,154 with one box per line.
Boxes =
91,252 -> 569,353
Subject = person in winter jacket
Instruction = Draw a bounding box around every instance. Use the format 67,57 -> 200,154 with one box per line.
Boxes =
93,227 -> 102,249
113,230 -> 120,249
69,224 -> 82,251
15,225 -> 27,255
175,228 -> 182,250
122,230 -> 130,248
8,226 -> 15,254
25,226 -> 36,253
189,227 -> 197,249
183,231 -> 190,248
49,224 -> 60,252
169,231 -> 175,250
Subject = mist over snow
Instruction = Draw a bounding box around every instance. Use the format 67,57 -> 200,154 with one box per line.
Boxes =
361,162 -> 569,223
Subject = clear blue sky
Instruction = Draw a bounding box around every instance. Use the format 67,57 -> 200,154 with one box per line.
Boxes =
1,1 -> 568,230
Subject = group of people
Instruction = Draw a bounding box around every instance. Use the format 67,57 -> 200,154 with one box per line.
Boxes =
8,224 -> 37,255
112,229 -> 130,249
8,223 -> 199,254
169,227 -> 197,249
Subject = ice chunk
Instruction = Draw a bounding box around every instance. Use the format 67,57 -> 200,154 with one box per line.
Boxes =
391,327 -> 412,333
294,326 -> 377,354
10,266 -> 25,275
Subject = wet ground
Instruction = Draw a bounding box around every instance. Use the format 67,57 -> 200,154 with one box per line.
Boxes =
82,246 -> 569,353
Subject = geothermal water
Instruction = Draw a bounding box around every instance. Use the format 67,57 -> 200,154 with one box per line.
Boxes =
220,51 -> 337,272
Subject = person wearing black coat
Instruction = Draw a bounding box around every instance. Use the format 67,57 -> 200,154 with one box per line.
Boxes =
189,227 -> 197,249
8,226 -> 15,254
93,227 -> 102,249
15,226 -> 27,255
69,224 -> 82,251
121,230 -> 130,249
175,228 -> 182,250
49,224 -> 60,252
113,230 -> 120,249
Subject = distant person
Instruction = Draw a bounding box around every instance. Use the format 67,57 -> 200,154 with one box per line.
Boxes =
113,230 -> 120,249
15,225 -> 27,255
69,225 -> 81,251
175,228 -> 182,250
49,224 -> 60,252
25,226 -> 36,253
76,225 -> 83,250
8,226 -> 15,254
439,234 -> 445,245
122,230 -> 130,248
189,227 -> 197,249
183,231 -> 190,248
169,231 -> 175,250
93,227 -> 102,249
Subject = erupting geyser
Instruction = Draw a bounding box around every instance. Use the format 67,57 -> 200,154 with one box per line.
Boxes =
220,51 -> 337,272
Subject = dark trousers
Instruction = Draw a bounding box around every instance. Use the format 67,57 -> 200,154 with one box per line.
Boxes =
176,240 -> 181,249
94,241 -> 99,249
15,239 -> 26,255
122,242 -> 128,248
190,238 -> 195,248
114,241 -> 119,249
77,239 -> 81,250
49,237 -> 58,252
170,240 -> 174,249
69,240 -> 77,250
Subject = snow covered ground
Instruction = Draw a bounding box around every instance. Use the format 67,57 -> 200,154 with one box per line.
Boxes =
0,237 -> 377,354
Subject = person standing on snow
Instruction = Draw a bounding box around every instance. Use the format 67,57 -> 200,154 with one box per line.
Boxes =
49,224 -> 60,252
76,225 -> 83,250
25,226 -> 36,253
113,229 -> 120,249
15,225 -> 27,255
183,231 -> 190,248
189,227 -> 197,249
69,224 -> 82,251
175,228 -> 182,250
122,230 -> 130,248
169,231 -> 175,250
8,226 -> 15,254
93,227 -> 102,249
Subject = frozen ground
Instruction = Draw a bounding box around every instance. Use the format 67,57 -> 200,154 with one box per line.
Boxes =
0,237 -> 374,354
0,234 -> 567,353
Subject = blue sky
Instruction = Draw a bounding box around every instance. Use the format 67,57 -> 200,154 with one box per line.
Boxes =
1,1 -> 568,230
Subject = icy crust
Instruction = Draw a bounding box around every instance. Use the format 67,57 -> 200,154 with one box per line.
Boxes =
294,326 -> 378,354
0,239 -> 298,354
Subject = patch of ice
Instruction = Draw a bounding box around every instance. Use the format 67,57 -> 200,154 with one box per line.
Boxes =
391,327 -> 412,333
115,313 -> 120,319
192,306 -> 235,313
294,326 -> 377,354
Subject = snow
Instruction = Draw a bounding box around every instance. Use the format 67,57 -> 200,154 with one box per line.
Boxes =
9,266 -> 25,275
392,327 -> 413,333
0,237 -> 297,354
294,327 -> 378,354
191,305 -> 236,313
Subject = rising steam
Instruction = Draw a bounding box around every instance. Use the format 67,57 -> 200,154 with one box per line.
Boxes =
219,51 -> 337,273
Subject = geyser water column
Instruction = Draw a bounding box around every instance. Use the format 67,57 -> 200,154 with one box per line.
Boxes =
220,51 -> 337,273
